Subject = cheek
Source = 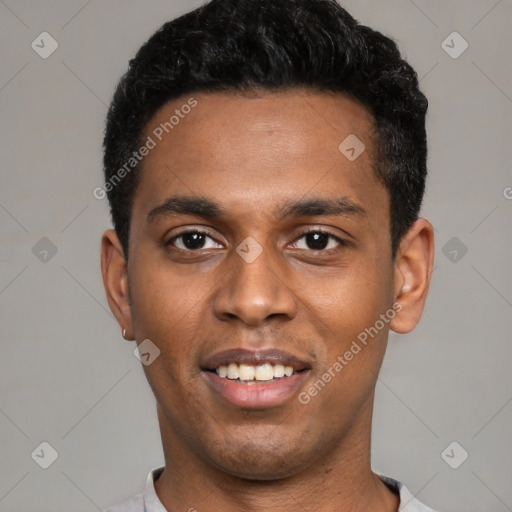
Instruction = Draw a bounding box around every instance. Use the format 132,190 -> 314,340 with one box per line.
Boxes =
129,263 -> 205,406
129,254 -> 202,334
127,264 -> 207,391
300,262 -> 394,408
307,263 -> 393,342
299,271 -> 393,421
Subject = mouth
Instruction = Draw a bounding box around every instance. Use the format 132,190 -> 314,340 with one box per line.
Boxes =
214,362 -> 297,382
201,349 -> 311,408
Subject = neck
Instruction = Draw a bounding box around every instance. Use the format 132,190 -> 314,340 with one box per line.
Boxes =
154,398 -> 399,512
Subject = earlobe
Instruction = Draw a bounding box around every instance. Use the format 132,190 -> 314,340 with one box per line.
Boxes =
101,230 -> 134,340
390,218 -> 435,334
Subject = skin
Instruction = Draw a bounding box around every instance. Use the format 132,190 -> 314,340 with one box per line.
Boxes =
101,90 -> 434,512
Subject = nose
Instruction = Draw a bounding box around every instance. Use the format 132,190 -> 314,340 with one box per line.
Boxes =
213,241 -> 297,327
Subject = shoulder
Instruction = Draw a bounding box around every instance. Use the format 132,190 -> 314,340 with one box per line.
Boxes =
103,465 -> 165,512
103,492 -> 144,512
378,474 -> 438,512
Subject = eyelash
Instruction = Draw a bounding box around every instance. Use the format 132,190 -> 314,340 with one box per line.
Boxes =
291,228 -> 347,252
166,228 -> 347,253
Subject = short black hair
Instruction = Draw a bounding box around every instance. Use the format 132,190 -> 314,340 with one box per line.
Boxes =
103,0 -> 428,259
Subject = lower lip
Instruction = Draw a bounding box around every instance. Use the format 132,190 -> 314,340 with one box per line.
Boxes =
203,371 -> 309,409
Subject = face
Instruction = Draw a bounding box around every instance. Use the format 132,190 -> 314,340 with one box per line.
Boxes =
102,90 -> 433,481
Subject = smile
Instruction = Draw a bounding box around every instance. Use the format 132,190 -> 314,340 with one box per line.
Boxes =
215,362 -> 296,382
202,348 -> 311,408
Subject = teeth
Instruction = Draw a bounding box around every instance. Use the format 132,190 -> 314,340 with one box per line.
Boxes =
255,363 -> 273,381
238,364 -> 255,381
215,362 -> 298,381
273,364 -> 285,378
227,363 -> 239,379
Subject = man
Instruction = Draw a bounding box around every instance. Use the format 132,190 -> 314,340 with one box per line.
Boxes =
100,0 -> 436,510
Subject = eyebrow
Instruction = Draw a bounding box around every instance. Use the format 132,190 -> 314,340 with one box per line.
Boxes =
146,195 -> 367,223
280,197 -> 367,219
147,196 -> 226,222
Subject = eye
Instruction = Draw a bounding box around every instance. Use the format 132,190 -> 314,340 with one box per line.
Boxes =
290,229 -> 346,252
167,230 -> 223,251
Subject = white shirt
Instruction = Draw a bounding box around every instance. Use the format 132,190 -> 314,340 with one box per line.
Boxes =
104,466 -> 437,512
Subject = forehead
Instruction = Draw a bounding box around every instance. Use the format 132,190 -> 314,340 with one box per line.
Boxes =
143,89 -> 375,163
133,90 -> 387,223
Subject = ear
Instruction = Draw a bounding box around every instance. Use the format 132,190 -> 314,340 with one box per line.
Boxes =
101,229 -> 133,340
390,218 -> 435,334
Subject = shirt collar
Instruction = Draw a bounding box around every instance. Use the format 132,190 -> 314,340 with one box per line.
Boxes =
144,466 -> 435,512
143,466 -> 167,512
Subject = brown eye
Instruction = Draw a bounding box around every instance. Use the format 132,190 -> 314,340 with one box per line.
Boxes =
291,230 -> 346,251
304,232 -> 330,250
168,231 -> 223,251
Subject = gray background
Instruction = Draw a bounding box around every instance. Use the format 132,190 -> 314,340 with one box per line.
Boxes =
1,1 -> 511,511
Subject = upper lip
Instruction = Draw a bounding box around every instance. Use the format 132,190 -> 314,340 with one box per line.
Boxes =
201,348 -> 312,372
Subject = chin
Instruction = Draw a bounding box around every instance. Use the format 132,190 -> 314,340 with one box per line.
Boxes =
202,431 -> 316,481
